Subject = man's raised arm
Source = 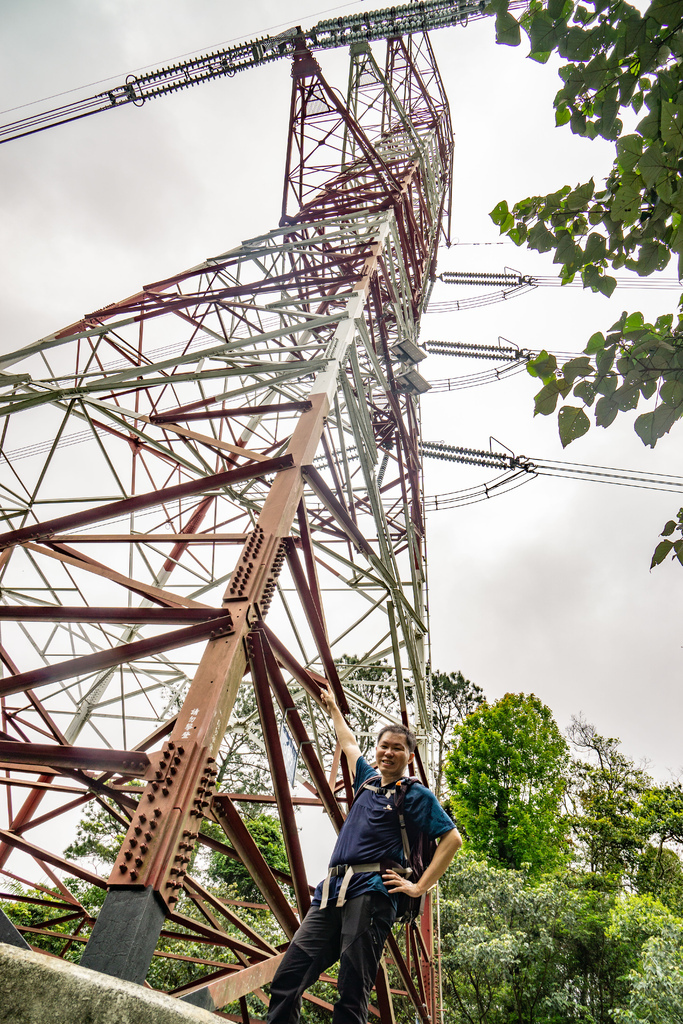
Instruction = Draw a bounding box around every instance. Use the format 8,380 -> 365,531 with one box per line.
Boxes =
320,681 -> 362,778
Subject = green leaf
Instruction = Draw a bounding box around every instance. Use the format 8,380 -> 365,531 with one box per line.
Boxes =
583,52 -> 608,90
558,405 -> 590,446
555,102 -> 571,126
633,241 -> 670,275
634,403 -> 679,446
597,93 -> 619,139
624,13 -> 647,54
638,141 -> 674,188
610,180 -> 642,224
618,71 -> 638,107
573,379 -> 597,405
571,110 -> 588,135
529,49 -> 552,64
596,372 -> 618,396
582,264 -> 603,290
671,218 -> 683,255
528,11 -> 559,54
560,25 -> 594,60
596,346 -> 616,375
558,62 -> 586,91
660,379 -> 683,406
547,0 -> 568,18
562,355 -> 593,386
660,102 -> 683,153
585,331 -> 605,354
496,10 -> 522,45
648,0 -> 683,27
596,273 -> 617,297
534,378 -> 571,416
613,382 -> 640,411
490,200 -> 510,226
625,311 -> 645,330
651,539 -> 674,567
584,233 -> 608,262
553,230 -> 578,267
637,102 -> 661,142
527,221 -> 557,253
616,134 -> 643,172
595,395 -> 619,427
662,519 -> 678,536
527,350 -> 558,381
485,0 -> 510,14
508,225 -> 527,245
565,179 -> 595,211
543,185 -> 571,211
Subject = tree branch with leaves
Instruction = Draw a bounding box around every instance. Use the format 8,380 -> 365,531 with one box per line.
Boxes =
488,0 -> 683,563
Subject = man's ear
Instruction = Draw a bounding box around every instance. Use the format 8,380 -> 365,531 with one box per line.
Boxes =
408,751 -> 414,763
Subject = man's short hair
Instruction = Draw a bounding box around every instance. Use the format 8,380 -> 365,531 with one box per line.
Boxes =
376,723 -> 417,754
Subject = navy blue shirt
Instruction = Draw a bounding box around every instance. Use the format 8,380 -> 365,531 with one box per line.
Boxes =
312,755 -> 455,907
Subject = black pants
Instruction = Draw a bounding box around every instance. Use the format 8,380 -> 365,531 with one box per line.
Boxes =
267,893 -> 395,1024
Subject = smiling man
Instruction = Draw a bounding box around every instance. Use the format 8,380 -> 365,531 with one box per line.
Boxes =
266,681 -> 461,1024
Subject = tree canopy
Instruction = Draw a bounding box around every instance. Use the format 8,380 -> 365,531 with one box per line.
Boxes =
431,669 -> 485,798
445,692 -> 570,872
440,700 -> 683,1022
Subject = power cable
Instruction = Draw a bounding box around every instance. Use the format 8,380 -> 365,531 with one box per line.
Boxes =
421,440 -> 683,510
422,339 -> 580,392
428,361 -> 529,391
425,269 -> 683,314
0,2 -> 378,117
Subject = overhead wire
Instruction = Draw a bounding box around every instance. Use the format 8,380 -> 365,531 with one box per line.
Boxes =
0,0 -> 498,144
422,338 -> 580,392
424,268 -> 683,314
420,441 -> 683,511
0,1 -> 378,117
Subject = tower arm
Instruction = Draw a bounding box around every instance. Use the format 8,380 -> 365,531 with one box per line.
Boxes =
0,0 -> 491,144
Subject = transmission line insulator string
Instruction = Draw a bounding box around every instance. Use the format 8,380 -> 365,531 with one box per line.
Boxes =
0,0 -> 502,144
420,441 -> 683,504
425,268 -> 683,313
424,339 -> 529,360
438,269 -> 683,290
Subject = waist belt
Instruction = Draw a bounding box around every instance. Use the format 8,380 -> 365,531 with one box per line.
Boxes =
319,859 -> 412,909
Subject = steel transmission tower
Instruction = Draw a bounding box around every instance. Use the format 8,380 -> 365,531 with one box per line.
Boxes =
0,31 -> 451,1021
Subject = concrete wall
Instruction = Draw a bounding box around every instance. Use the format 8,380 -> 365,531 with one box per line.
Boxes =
0,942 -> 219,1024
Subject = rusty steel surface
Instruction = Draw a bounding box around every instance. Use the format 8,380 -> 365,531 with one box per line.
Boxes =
0,31 -> 451,1023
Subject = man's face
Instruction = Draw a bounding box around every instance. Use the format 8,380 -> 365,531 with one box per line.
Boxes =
375,731 -> 414,782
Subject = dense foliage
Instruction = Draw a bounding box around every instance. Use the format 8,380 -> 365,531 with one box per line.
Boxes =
441,856 -> 683,1024
445,693 -> 570,873
442,693 -> 683,1023
488,0 -> 683,556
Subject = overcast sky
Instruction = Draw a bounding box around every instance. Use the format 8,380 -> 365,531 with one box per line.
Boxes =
1,0 -> 682,791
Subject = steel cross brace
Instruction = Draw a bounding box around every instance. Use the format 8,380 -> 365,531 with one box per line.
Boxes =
80,277 -> 373,982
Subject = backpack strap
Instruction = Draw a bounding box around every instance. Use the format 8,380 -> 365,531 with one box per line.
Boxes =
318,859 -> 410,909
356,774 -> 418,864
394,777 -> 416,863
355,774 -> 382,797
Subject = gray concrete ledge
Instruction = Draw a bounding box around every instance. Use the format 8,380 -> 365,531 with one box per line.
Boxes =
0,942 -> 219,1024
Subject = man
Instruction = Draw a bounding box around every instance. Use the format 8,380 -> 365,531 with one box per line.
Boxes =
267,681 -> 461,1024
